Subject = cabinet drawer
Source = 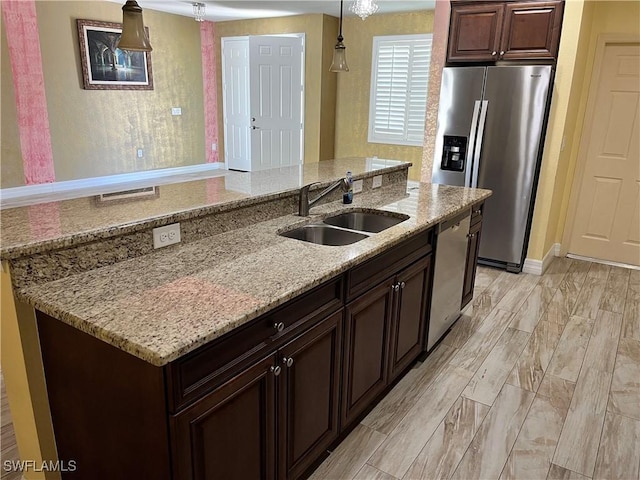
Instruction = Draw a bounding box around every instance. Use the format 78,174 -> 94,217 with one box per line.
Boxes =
471,202 -> 484,226
347,229 -> 433,301
166,276 -> 344,412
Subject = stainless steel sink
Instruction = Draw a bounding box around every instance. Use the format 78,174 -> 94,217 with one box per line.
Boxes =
323,211 -> 409,233
280,224 -> 368,246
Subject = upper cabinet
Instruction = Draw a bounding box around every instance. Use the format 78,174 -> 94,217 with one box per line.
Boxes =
447,1 -> 564,63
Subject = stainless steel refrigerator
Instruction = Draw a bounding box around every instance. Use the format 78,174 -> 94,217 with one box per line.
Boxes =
432,65 -> 553,272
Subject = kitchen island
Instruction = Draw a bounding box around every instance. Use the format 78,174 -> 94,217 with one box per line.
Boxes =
1,158 -> 490,480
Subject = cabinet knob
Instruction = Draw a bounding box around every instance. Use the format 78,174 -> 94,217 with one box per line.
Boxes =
282,357 -> 294,368
492,51 -> 497,56
500,51 -> 505,56
393,284 -> 400,292
400,282 -> 406,289
473,209 -> 481,215
468,233 -> 475,239
270,365 -> 282,376
273,322 -> 285,332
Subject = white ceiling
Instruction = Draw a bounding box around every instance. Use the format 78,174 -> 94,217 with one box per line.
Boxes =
130,1 -> 436,22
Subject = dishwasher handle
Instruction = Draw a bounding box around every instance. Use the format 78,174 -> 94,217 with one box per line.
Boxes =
438,210 -> 471,234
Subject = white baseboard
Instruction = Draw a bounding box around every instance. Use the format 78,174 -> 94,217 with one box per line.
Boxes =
523,243 -> 561,275
0,163 -> 224,209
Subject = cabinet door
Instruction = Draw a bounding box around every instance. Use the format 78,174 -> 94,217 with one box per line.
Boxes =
500,1 -> 563,60
462,220 -> 482,309
342,280 -> 394,426
171,355 -> 277,480
448,3 -> 504,62
389,256 -> 431,380
278,310 -> 343,480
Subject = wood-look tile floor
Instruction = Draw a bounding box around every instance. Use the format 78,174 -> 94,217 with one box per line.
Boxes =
1,371 -> 23,480
311,258 -> 640,480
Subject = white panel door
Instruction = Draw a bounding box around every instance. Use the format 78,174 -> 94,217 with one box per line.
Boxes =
249,36 -> 303,170
222,38 -> 251,171
569,43 -> 640,266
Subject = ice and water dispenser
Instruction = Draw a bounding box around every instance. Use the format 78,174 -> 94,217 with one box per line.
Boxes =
440,135 -> 468,172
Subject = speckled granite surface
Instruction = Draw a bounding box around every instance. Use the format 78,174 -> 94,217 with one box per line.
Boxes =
16,183 -> 491,366
0,157 -> 408,259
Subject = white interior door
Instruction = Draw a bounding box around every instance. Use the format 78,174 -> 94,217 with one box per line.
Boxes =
249,35 -> 303,170
221,37 -> 251,171
569,43 -> 640,266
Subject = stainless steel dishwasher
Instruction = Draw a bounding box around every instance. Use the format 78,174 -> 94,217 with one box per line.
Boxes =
427,210 -> 471,350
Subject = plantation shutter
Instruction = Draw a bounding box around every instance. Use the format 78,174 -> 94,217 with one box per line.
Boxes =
368,34 -> 432,146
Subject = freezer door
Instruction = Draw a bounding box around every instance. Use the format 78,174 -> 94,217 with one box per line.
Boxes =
432,67 -> 485,187
476,65 -> 552,267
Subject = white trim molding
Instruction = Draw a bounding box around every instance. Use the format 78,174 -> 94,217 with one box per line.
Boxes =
0,163 -> 224,209
523,243 -> 561,275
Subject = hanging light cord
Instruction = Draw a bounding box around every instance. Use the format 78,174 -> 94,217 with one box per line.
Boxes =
338,0 -> 344,43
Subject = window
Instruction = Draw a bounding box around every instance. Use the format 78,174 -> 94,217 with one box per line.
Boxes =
368,34 -> 432,147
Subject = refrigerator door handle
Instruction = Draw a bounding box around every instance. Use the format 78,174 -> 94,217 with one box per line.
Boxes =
471,100 -> 489,188
464,100 -> 482,187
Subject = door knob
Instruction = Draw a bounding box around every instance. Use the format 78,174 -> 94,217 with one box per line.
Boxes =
270,365 -> 282,376
251,117 -> 256,122
282,357 -> 294,367
252,125 -> 260,130
273,322 -> 285,332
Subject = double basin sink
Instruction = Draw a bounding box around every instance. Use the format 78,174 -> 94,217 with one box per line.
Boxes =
280,210 -> 409,246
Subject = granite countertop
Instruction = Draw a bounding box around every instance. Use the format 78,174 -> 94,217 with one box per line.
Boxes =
0,157 -> 408,259
17,182 -> 491,367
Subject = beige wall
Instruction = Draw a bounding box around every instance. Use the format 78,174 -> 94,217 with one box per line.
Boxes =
527,0 -> 640,261
1,1 -> 205,188
214,14 -> 338,164
334,11 -> 435,181
1,16 -> 26,189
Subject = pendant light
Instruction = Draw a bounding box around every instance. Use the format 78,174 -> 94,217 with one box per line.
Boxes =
117,0 -> 153,52
329,0 -> 349,72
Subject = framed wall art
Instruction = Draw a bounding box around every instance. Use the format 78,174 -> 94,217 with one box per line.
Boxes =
77,19 -> 153,90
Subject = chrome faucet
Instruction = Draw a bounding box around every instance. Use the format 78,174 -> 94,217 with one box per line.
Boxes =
298,179 -> 350,216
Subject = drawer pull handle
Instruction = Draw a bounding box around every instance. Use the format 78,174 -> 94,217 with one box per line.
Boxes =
274,322 -> 285,332
282,357 -> 294,368
271,365 -> 282,376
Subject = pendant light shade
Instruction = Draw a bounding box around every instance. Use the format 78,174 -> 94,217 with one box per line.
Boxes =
330,1 -> 349,72
117,0 -> 153,52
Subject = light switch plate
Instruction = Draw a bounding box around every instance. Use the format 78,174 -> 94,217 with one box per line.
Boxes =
372,175 -> 383,189
353,179 -> 363,194
153,223 -> 181,249
171,107 -> 182,116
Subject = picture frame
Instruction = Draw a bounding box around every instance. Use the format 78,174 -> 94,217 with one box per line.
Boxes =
77,19 -> 153,90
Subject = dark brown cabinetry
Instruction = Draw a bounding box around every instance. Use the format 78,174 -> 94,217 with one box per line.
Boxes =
448,1 -> 564,63
172,310 -> 343,480
171,355 -> 277,480
342,248 -> 432,426
462,203 -> 484,308
277,312 -> 342,480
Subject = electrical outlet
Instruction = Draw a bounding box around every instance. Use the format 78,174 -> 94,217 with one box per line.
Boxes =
153,223 -> 181,249
353,179 -> 363,194
171,107 -> 182,116
372,175 -> 383,189
137,148 -> 144,158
